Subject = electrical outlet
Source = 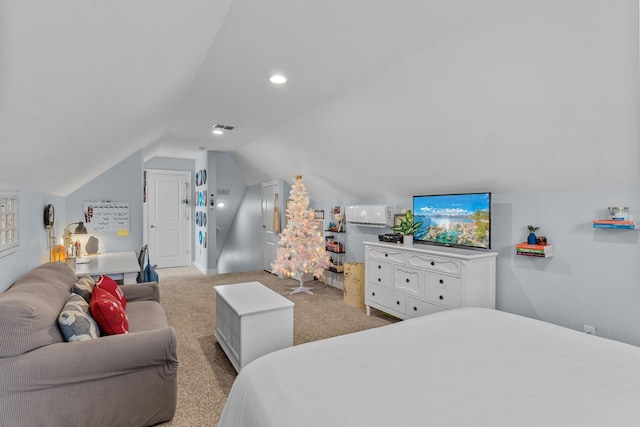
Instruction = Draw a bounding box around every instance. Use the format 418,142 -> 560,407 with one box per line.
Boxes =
583,325 -> 596,335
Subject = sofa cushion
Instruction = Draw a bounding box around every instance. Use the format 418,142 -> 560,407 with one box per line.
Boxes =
72,275 -> 95,303
0,263 -> 77,358
126,300 -> 170,333
96,274 -> 126,309
58,293 -> 99,341
90,287 -> 129,335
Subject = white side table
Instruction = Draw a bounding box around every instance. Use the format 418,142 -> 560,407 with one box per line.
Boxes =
214,281 -> 294,372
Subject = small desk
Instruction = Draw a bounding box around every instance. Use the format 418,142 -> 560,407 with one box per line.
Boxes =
75,251 -> 140,285
214,281 -> 294,372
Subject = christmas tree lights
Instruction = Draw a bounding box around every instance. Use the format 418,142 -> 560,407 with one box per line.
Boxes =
272,175 -> 330,294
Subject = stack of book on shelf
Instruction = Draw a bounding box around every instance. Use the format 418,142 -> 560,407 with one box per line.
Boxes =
515,243 -> 553,258
592,219 -> 637,229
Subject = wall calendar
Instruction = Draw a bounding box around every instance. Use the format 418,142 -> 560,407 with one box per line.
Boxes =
83,201 -> 130,235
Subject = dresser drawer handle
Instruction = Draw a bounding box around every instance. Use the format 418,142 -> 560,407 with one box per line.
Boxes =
406,278 -> 410,283
372,292 -> 376,296
413,306 -> 418,311
439,295 -> 444,300
396,300 -> 400,305
377,278 -> 381,282
439,279 -> 444,284
378,265 -> 381,269
385,253 -> 388,257
430,261 -> 435,266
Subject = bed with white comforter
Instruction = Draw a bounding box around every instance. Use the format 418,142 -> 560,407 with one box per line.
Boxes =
218,308 -> 640,427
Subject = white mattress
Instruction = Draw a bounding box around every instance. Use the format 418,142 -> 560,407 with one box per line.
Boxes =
218,308 -> 640,427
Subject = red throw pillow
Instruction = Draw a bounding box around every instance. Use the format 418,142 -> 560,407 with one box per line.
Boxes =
95,274 -> 126,309
90,287 -> 129,335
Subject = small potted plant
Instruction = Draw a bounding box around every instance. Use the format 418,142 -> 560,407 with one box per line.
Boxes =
527,225 -> 539,244
392,210 -> 424,245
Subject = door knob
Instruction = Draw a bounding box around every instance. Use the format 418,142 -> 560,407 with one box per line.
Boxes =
150,225 -> 157,228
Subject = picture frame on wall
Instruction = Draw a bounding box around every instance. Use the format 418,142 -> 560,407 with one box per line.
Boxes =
314,210 -> 324,220
393,214 -> 404,228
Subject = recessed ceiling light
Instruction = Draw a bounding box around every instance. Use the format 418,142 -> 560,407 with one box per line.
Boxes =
269,74 -> 287,84
217,201 -> 225,208
212,129 -> 224,135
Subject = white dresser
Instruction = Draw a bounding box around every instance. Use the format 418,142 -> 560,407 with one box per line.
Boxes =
364,241 -> 497,319
214,281 -> 294,372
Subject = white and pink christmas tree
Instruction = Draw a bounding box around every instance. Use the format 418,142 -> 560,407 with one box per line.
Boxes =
272,175 -> 330,295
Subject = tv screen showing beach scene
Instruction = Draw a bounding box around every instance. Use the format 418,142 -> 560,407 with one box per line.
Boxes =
412,192 -> 491,250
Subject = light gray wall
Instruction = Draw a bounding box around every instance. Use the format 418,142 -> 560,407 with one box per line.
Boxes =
144,156 -> 195,172
492,187 -> 640,345
215,152 -> 247,261
313,186 -> 640,346
65,151 -> 144,254
206,151 -> 218,271
0,189 -> 65,291
217,184 -> 262,273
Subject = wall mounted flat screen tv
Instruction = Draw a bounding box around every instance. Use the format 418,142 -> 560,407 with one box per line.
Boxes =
412,192 -> 491,250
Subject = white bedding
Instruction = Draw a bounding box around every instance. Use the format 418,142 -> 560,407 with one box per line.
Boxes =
218,308 -> 640,427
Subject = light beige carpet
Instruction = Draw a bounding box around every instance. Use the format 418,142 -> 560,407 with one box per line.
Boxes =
156,267 -> 395,427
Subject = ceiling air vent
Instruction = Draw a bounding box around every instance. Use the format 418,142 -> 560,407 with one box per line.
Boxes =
212,124 -> 234,130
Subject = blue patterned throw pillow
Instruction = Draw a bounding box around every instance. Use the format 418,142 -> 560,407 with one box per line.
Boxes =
58,293 -> 99,341
73,274 -> 95,303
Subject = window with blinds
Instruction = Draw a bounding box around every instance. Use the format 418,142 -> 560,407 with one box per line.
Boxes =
0,190 -> 19,257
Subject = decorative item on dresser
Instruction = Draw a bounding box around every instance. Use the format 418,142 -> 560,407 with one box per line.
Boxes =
364,241 -> 497,319
390,209 -> 423,245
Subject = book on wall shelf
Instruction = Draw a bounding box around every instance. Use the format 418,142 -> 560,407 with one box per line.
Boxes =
515,242 -> 553,258
592,219 -> 638,229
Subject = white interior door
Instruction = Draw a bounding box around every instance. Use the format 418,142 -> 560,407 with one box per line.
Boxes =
262,181 -> 281,272
146,170 -> 190,268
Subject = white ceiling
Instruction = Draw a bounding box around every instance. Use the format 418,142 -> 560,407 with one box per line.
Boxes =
1,0 -> 638,200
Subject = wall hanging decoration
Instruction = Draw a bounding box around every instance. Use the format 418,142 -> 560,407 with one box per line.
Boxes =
273,194 -> 280,233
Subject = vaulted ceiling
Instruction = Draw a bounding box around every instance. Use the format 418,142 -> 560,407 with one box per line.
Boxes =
1,1 -> 638,201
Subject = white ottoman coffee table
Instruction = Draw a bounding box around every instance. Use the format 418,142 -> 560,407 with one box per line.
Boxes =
214,281 -> 294,372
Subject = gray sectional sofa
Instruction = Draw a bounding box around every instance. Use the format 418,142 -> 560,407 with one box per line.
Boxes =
0,262 -> 178,427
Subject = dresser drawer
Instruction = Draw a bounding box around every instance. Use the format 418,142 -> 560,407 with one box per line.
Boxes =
393,266 -> 422,297
407,253 -> 461,275
406,296 -> 448,318
366,260 -> 393,287
365,283 -> 406,314
424,276 -> 461,309
367,247 -> 406,264
424,270 -> 460,291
